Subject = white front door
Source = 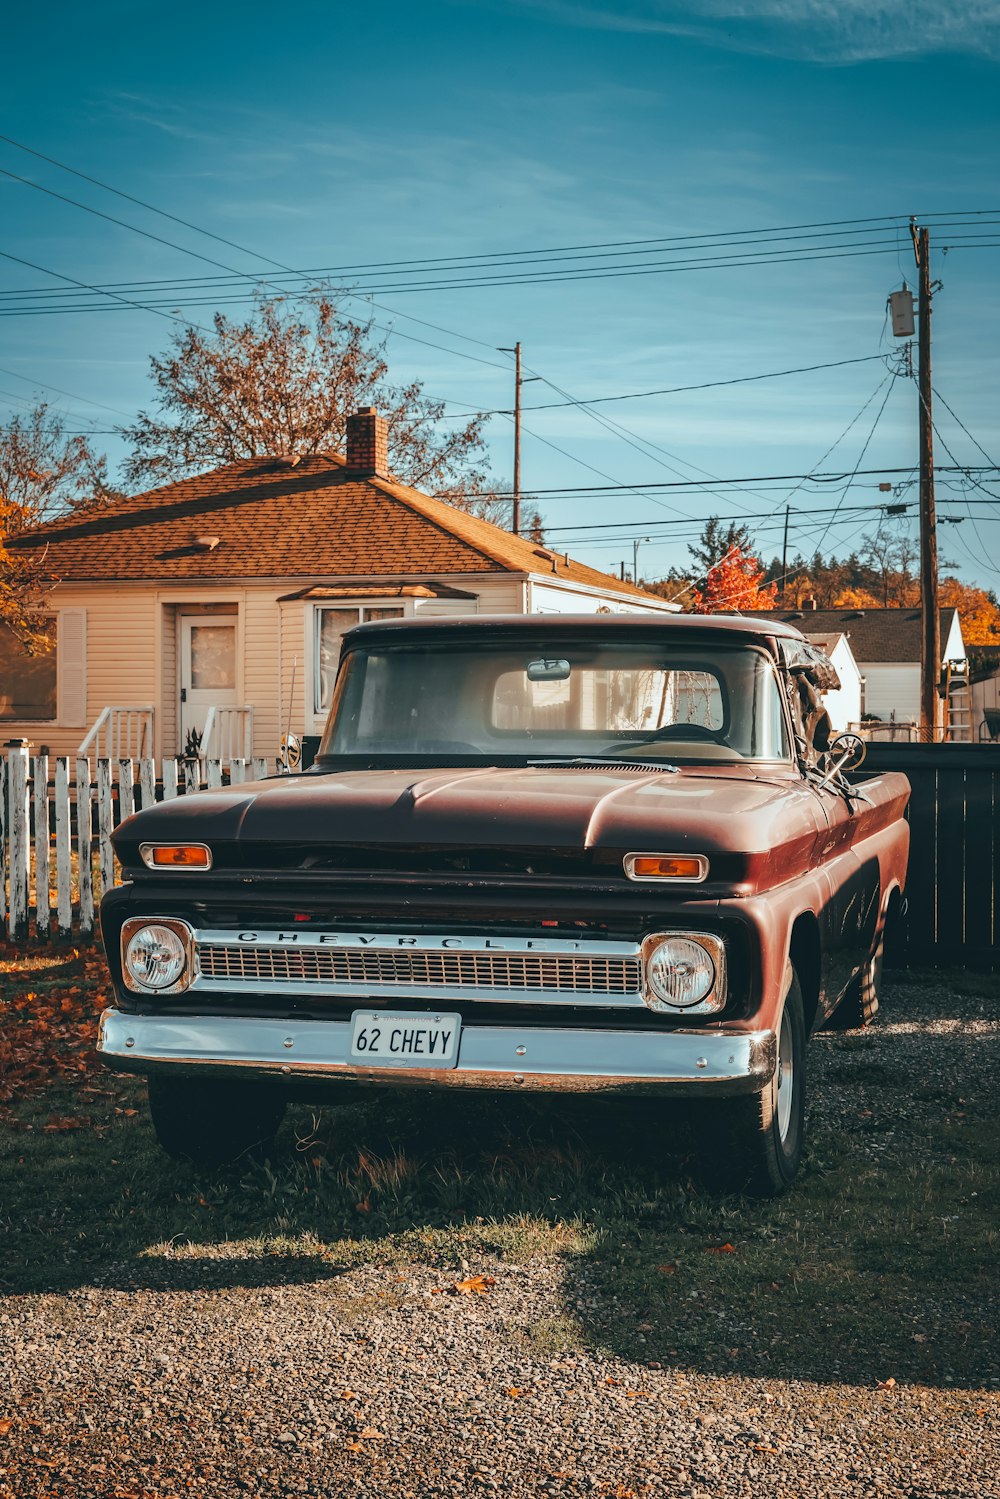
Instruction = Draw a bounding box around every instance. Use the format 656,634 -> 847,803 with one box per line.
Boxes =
179,615 -> 238,753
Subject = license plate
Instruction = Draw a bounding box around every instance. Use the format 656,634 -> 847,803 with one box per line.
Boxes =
349,1011 -> 461,1069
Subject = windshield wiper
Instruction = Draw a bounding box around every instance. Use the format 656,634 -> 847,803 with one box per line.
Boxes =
526,756 -> 679,773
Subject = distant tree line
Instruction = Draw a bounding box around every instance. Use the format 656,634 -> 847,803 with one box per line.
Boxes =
642,515 -> 1000,645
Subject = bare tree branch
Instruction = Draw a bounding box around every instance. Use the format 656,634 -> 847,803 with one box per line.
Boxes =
118,291 -> 510,522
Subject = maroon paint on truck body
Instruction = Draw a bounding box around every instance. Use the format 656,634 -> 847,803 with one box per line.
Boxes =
113,760 -> 909,905
99,611 -> 911,1189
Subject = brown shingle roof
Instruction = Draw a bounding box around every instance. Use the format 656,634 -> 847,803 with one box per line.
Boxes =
776,607 -> 959,663
7,454 -> 659,600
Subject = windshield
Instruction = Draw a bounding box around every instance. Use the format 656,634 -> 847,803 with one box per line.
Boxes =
319,639 -> 791,763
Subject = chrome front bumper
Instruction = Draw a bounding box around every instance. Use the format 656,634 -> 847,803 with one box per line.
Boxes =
97,1010 -> 776,1096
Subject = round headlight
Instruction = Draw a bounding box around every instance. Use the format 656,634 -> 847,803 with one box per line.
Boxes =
123,923 -> 188,991
644,935 -> 716,1010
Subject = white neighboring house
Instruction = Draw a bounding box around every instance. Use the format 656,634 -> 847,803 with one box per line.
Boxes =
803,631 -> 863,733
778,605 -> 966,733
969,647 -> 1000,741
1,408 -> 679,766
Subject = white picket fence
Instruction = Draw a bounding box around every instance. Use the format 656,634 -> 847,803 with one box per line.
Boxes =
0,746 -> 270,943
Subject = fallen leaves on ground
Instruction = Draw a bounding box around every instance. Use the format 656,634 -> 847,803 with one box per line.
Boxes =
0,948 -> 110,1117
454,1274 -> 496,1296
432,1274 -> 497,1296
705,1242 -> 737,1254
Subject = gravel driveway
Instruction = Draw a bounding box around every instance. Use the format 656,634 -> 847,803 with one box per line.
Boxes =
2,971 -> 998,1499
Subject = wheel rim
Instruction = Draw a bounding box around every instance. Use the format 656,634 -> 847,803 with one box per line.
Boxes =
776,1004 -> 794,1142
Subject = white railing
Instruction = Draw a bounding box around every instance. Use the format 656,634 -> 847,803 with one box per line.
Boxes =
201,705 -> 254,765
1,747 -> 269,943
79,706 -> 155,760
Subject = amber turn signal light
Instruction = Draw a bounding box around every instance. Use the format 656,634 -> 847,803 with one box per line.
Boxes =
624,853 -> 708,882
139,843 -> 212,870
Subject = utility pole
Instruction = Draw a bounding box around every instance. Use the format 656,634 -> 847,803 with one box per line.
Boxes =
632,535 -> 650,585
910,221 -> 940,739
780,505 -> 790,604
499,341 -> 522,534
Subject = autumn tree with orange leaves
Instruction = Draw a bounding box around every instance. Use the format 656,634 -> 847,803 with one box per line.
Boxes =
692,546 -> 777,614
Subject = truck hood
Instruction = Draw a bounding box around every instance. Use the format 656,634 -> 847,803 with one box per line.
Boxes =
114,764 -> 826,863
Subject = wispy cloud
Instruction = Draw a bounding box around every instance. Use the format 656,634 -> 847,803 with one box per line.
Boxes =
510,0 -> 1000,62
104,92 -> 221,143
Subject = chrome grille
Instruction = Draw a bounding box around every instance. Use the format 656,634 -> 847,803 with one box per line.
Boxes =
197,943 -> 640,997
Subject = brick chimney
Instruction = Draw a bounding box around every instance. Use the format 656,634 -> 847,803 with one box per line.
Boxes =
345,407 -> 388,478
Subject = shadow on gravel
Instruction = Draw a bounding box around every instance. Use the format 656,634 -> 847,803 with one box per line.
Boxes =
4,976 -> 998,1393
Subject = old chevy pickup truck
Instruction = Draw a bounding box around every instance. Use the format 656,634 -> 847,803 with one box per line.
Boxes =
98,614 -> 909,1193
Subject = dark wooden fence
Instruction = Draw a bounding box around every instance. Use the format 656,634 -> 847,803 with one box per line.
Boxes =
858,743 -> 1000,972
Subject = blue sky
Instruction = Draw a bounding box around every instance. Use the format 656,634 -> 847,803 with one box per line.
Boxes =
2,0 -> 999,586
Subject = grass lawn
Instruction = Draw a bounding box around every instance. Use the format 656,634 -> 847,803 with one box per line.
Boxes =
1,947 -> 997,1394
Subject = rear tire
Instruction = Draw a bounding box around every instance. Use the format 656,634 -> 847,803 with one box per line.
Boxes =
709,967 -> 806,1196
147,1075 -> 286,1166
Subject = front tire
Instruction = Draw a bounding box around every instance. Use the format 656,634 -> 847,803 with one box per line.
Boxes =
710,967 -> 806,1196
147,1075 -> 286,1166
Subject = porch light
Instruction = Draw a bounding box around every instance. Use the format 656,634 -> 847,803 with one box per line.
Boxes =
624,853 -> 709,882
140,844 -> 213,870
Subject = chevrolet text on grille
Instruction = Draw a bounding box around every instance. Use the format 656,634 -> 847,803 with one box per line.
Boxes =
231,932 -> 592,949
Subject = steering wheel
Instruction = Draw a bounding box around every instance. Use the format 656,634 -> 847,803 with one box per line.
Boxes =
418,740 -> 482,753
650,723 -> 723,742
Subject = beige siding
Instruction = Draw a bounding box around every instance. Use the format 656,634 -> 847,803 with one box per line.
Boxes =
243,590 -> 282,761
527,577 -> 678,614
1,585 -> 157,758
861,663 -> 920,722
3,570 -> 664,761
413,597 -> 480,619
441,575 -> 525,614
279,597 -> 308,744
161,605 -> 177,757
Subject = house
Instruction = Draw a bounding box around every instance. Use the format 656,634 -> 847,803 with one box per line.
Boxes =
968,645 -> 1000,741
777,605 -> 967,733
1,407 -> 679,765
802,631 -> 862,732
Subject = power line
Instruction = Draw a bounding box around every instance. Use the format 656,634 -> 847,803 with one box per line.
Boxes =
0,363 -> 136,419
440,353 -> 889,417
0,137 -> 513,383
497,409 -> 694,520
0,239 -> 966,312
0,164 -> 258,281
0,246 -> 211,332
437,464 -> 997,500
810,376 -> 902,554
6,230 -> 1000,321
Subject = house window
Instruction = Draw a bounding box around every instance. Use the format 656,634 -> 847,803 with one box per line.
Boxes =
314,605 -> 405,713
0,618 -> 57,721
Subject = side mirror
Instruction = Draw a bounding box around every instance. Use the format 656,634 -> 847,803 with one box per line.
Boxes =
829,732 -> 866,770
